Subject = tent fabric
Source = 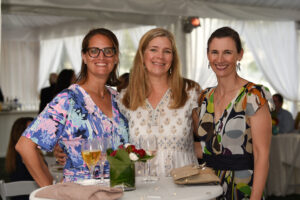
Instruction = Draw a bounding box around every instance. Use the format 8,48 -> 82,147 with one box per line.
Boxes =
1,0 -> 300,113
187,19 -> 299,115
1,40 -> 39,106
2,0 -> 300,21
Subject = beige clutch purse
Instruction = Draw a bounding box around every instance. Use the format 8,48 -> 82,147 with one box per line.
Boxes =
170,164 -> 220,185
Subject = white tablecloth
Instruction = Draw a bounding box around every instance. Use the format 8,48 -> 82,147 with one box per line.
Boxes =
266,133 -> 300,196
30,177 -> 223,200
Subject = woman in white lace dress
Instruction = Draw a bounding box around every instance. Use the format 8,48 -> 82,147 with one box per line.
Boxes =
118,28 -> 201,176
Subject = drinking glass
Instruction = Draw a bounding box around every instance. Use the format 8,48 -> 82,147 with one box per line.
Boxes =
99,137 -> 112,184
81,138 -> 102,179
139,135 -> 157,182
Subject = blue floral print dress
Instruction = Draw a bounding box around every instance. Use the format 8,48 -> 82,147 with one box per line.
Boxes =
23,84 -> 129,182
194,82 -> 273,200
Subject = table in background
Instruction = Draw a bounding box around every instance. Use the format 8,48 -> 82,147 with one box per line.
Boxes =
0,110 -> 38,157
30,177 -> 223,200
266,133 -> 300,196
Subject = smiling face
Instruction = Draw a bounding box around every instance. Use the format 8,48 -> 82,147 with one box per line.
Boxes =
143,36 -> 173,78
207,37 -> 243,78
82,34 -> 118,81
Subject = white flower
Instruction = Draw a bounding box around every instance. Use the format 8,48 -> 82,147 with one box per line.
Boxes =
124,143 -> 131,148
129,152 -> 139,161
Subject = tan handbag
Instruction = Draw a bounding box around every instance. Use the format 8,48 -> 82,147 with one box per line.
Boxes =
170,164 -> 220,185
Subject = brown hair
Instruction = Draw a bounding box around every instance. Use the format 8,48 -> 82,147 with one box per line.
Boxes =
77,28 -> 120,86
207,26 -> 243,53
117,72 -> 130,92
5,117 -> 33,174
122,28 -> 199,110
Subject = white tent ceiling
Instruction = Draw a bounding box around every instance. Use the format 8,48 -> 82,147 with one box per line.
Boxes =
1,0 -> 300,111
2,0 -> 300,31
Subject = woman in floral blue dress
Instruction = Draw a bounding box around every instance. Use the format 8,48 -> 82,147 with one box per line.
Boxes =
193,27 -> 273,200
16,28 -> 128,187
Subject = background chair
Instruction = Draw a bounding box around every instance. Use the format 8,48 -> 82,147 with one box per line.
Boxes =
0,180 -> 38,200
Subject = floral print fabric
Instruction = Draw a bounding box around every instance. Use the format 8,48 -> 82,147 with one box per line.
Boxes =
195,82 -> 273,200
23,84 -> 128,182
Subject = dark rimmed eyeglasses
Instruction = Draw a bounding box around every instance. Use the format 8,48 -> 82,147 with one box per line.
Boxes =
85,47 -> 116,58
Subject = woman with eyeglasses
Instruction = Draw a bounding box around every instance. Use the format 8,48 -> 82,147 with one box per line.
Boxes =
16,28 -> 129,186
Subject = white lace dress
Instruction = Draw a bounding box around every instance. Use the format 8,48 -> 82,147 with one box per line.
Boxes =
117,87 -> 200,176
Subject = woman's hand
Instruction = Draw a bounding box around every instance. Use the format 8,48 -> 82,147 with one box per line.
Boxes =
53,143 -> 67,166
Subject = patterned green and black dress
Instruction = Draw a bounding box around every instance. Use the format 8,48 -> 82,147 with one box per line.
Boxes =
194,82 -> 273,200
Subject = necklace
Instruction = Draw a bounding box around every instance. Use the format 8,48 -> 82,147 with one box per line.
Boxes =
100,88 -> 107,99
214,87 -> 239,105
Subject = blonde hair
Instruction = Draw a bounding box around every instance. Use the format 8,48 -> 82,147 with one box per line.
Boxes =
122,28 -> 198,110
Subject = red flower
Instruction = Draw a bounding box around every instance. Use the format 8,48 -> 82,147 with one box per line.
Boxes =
110,150 -> 117,157
118,144 -> 124,149
135,149 -> 146,158
126,145 -> 136,153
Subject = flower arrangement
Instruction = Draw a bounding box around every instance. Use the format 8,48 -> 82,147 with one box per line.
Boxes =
107,143 -> 153,162
107,143 -> 154,190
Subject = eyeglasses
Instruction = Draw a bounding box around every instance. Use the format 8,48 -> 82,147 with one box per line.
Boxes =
86,47 -> 116,58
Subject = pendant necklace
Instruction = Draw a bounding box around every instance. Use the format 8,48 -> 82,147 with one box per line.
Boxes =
100,88 -> 106,99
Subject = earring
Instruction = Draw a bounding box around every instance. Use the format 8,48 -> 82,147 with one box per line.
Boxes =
208,64 -> 211,69
237,62 -> 241,71
169,68 -> 172,75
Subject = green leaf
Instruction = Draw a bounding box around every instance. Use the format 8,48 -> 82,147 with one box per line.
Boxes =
138,155 -> 154,162
106,148 -> 113,156
110,162 -> 135,188
115,149 -> 131,163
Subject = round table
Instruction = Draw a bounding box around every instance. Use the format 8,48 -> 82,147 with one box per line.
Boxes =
30,177 -> 223,200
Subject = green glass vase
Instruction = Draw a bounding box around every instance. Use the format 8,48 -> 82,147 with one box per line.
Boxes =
110,161 -> 135,191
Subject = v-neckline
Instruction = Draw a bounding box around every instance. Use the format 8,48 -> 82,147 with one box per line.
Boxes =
77,84 -> 115,120
212,82 -> 249,123
146,88 -> 171,110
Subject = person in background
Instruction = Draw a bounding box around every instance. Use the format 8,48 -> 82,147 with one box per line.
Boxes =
116,72 -> 130,92
54,69 -> 76,96
5,117 -> 35,200
0,86 -> 4,111
118,28 -> 201,177
294,112 -> 300,131
271,93 -> 294,133
16,28 -> 128,187
0,86 -> 4,102
193,26 -> 272,200
38,73 -> 58,113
